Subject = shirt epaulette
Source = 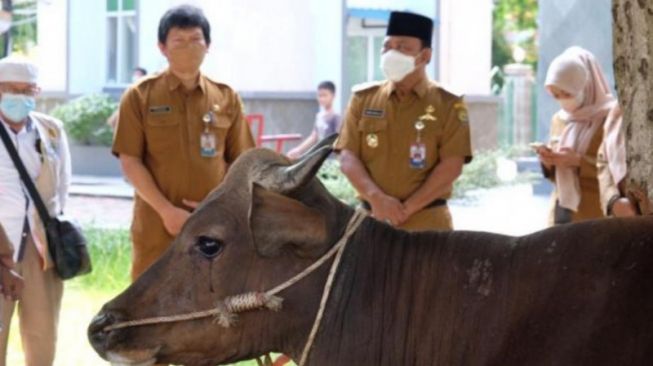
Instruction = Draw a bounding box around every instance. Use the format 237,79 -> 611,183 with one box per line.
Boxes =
351,81 -> 384,94
203,75 -> 234,92
436,84 -> 464,101
133,72 -> 163,87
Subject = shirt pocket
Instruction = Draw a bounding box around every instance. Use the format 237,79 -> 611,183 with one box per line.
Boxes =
209,115 -> 233,157
357,117 -> 388,163
421,118 -> 444,164
144,113 -> 180,155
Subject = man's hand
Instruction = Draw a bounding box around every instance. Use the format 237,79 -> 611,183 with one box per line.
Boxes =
182,199 -> 200,210
0,256 -> 23,301
368,192 -> 408,226
160,205 -> 192,236
286,149 -> 302,160
611,197 -> 638,217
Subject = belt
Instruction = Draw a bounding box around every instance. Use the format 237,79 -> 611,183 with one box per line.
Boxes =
360,198 -> 447,211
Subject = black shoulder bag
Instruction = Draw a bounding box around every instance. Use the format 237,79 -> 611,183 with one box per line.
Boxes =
0,123 -> 91,279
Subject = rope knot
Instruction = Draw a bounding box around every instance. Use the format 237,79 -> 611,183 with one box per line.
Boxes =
214,292 -> 284,327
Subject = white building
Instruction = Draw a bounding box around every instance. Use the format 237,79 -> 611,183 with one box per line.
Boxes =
35,0 -> 497,151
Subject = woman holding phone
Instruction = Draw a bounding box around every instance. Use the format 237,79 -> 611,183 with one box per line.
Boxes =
536,47 -> 617,225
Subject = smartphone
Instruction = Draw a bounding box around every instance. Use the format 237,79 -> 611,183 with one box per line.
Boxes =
529,142 -> 547,151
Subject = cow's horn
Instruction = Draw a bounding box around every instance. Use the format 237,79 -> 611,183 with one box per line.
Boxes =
299,133 -> 339,158
267,134 -> 338,193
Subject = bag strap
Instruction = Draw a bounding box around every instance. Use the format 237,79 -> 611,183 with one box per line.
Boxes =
0,122 -> 52,225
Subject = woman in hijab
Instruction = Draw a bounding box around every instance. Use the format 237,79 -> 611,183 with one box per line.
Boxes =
536,47 -> 617,225
597,104 -> 651,216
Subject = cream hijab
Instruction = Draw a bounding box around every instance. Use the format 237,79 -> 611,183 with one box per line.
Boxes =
545,47 -> 616,211
603,104 -> 627,186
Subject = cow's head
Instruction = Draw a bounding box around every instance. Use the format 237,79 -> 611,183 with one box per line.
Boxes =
88,135 -> 354,365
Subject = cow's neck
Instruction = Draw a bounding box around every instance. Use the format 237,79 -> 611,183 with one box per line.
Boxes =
304,218 -> 454,365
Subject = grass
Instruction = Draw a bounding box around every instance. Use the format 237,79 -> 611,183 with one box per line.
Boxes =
69,227 -> 133,292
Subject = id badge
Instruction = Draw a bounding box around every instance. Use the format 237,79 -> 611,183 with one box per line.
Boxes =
200,132 -> 217,157
409,143 -> 426,169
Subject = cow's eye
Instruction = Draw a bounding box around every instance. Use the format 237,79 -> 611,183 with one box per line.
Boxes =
196,236 -> 223,259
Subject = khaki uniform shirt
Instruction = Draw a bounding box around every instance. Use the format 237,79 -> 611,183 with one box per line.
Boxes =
543,114 -> 604,225
336,79 -> 472,231
113,70 -> 255,278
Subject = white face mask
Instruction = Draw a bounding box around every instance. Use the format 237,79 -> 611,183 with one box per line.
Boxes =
559,90 -> 584,113
380,49 -> 418,82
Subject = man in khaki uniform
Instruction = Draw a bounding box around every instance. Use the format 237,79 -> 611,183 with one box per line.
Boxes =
113,5 -> 255,280
337,11 -> 472,231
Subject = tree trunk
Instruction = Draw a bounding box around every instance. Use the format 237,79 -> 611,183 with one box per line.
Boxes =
612,0 -> 653,213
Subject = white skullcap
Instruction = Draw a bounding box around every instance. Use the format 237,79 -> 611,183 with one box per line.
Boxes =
0,55 -> 38,84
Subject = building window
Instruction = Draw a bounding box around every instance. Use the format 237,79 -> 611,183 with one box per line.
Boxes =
345,34 -> 386,93
345,13 -> 387,94
106,0 -> 137,85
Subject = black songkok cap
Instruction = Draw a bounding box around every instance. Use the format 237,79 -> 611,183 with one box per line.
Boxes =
386,11 -> 434,46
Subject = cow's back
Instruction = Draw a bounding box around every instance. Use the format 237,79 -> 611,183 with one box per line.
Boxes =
311,216 -> 653,365
489,216 -> 653,365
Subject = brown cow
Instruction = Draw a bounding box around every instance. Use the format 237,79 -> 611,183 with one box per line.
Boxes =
89,135 -> 653,365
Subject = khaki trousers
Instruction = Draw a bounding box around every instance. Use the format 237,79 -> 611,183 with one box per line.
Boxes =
0,235 -> 63,366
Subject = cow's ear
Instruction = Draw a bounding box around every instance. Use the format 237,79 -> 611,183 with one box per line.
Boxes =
248,183 -> 328,258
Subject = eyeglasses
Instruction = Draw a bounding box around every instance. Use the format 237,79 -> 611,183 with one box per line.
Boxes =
0,85 -> 40,96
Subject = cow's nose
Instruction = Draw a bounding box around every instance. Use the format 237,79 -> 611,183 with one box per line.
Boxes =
88,311 -> 118,357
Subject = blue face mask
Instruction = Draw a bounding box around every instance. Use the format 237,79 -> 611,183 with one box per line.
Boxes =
0,93 -> 36,123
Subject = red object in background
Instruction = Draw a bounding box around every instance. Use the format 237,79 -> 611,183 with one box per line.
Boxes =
246,114 -> 302,153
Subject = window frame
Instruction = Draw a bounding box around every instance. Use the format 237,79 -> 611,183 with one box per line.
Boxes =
106,0 -> 138,86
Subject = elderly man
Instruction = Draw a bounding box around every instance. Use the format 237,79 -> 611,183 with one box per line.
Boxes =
113,5 -> 255,280
0,56 -> 70,365
337,11 -> 473,231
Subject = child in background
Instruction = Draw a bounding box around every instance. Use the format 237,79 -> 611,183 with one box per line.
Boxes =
287,81 -> 341,160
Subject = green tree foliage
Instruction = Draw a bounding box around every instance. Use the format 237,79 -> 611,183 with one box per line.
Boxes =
494,0 -> 538,30
0,0 -> 38,57
492,0 -> 538,69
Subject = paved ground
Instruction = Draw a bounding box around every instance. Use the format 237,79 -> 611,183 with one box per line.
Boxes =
67,175 -> 551,236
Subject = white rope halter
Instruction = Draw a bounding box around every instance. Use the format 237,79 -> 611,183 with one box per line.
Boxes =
104,209 -> 368,366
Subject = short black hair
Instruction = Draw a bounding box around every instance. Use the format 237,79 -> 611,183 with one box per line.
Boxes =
133,67 -> 147,76
158,5 -> 211,45
317,81 -> 336,94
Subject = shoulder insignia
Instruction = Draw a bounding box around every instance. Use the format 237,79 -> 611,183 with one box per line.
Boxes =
454,102 -> 469,124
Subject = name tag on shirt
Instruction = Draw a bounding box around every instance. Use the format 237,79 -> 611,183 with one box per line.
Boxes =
149,105 -> 172,114
363,109 -> 384,118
